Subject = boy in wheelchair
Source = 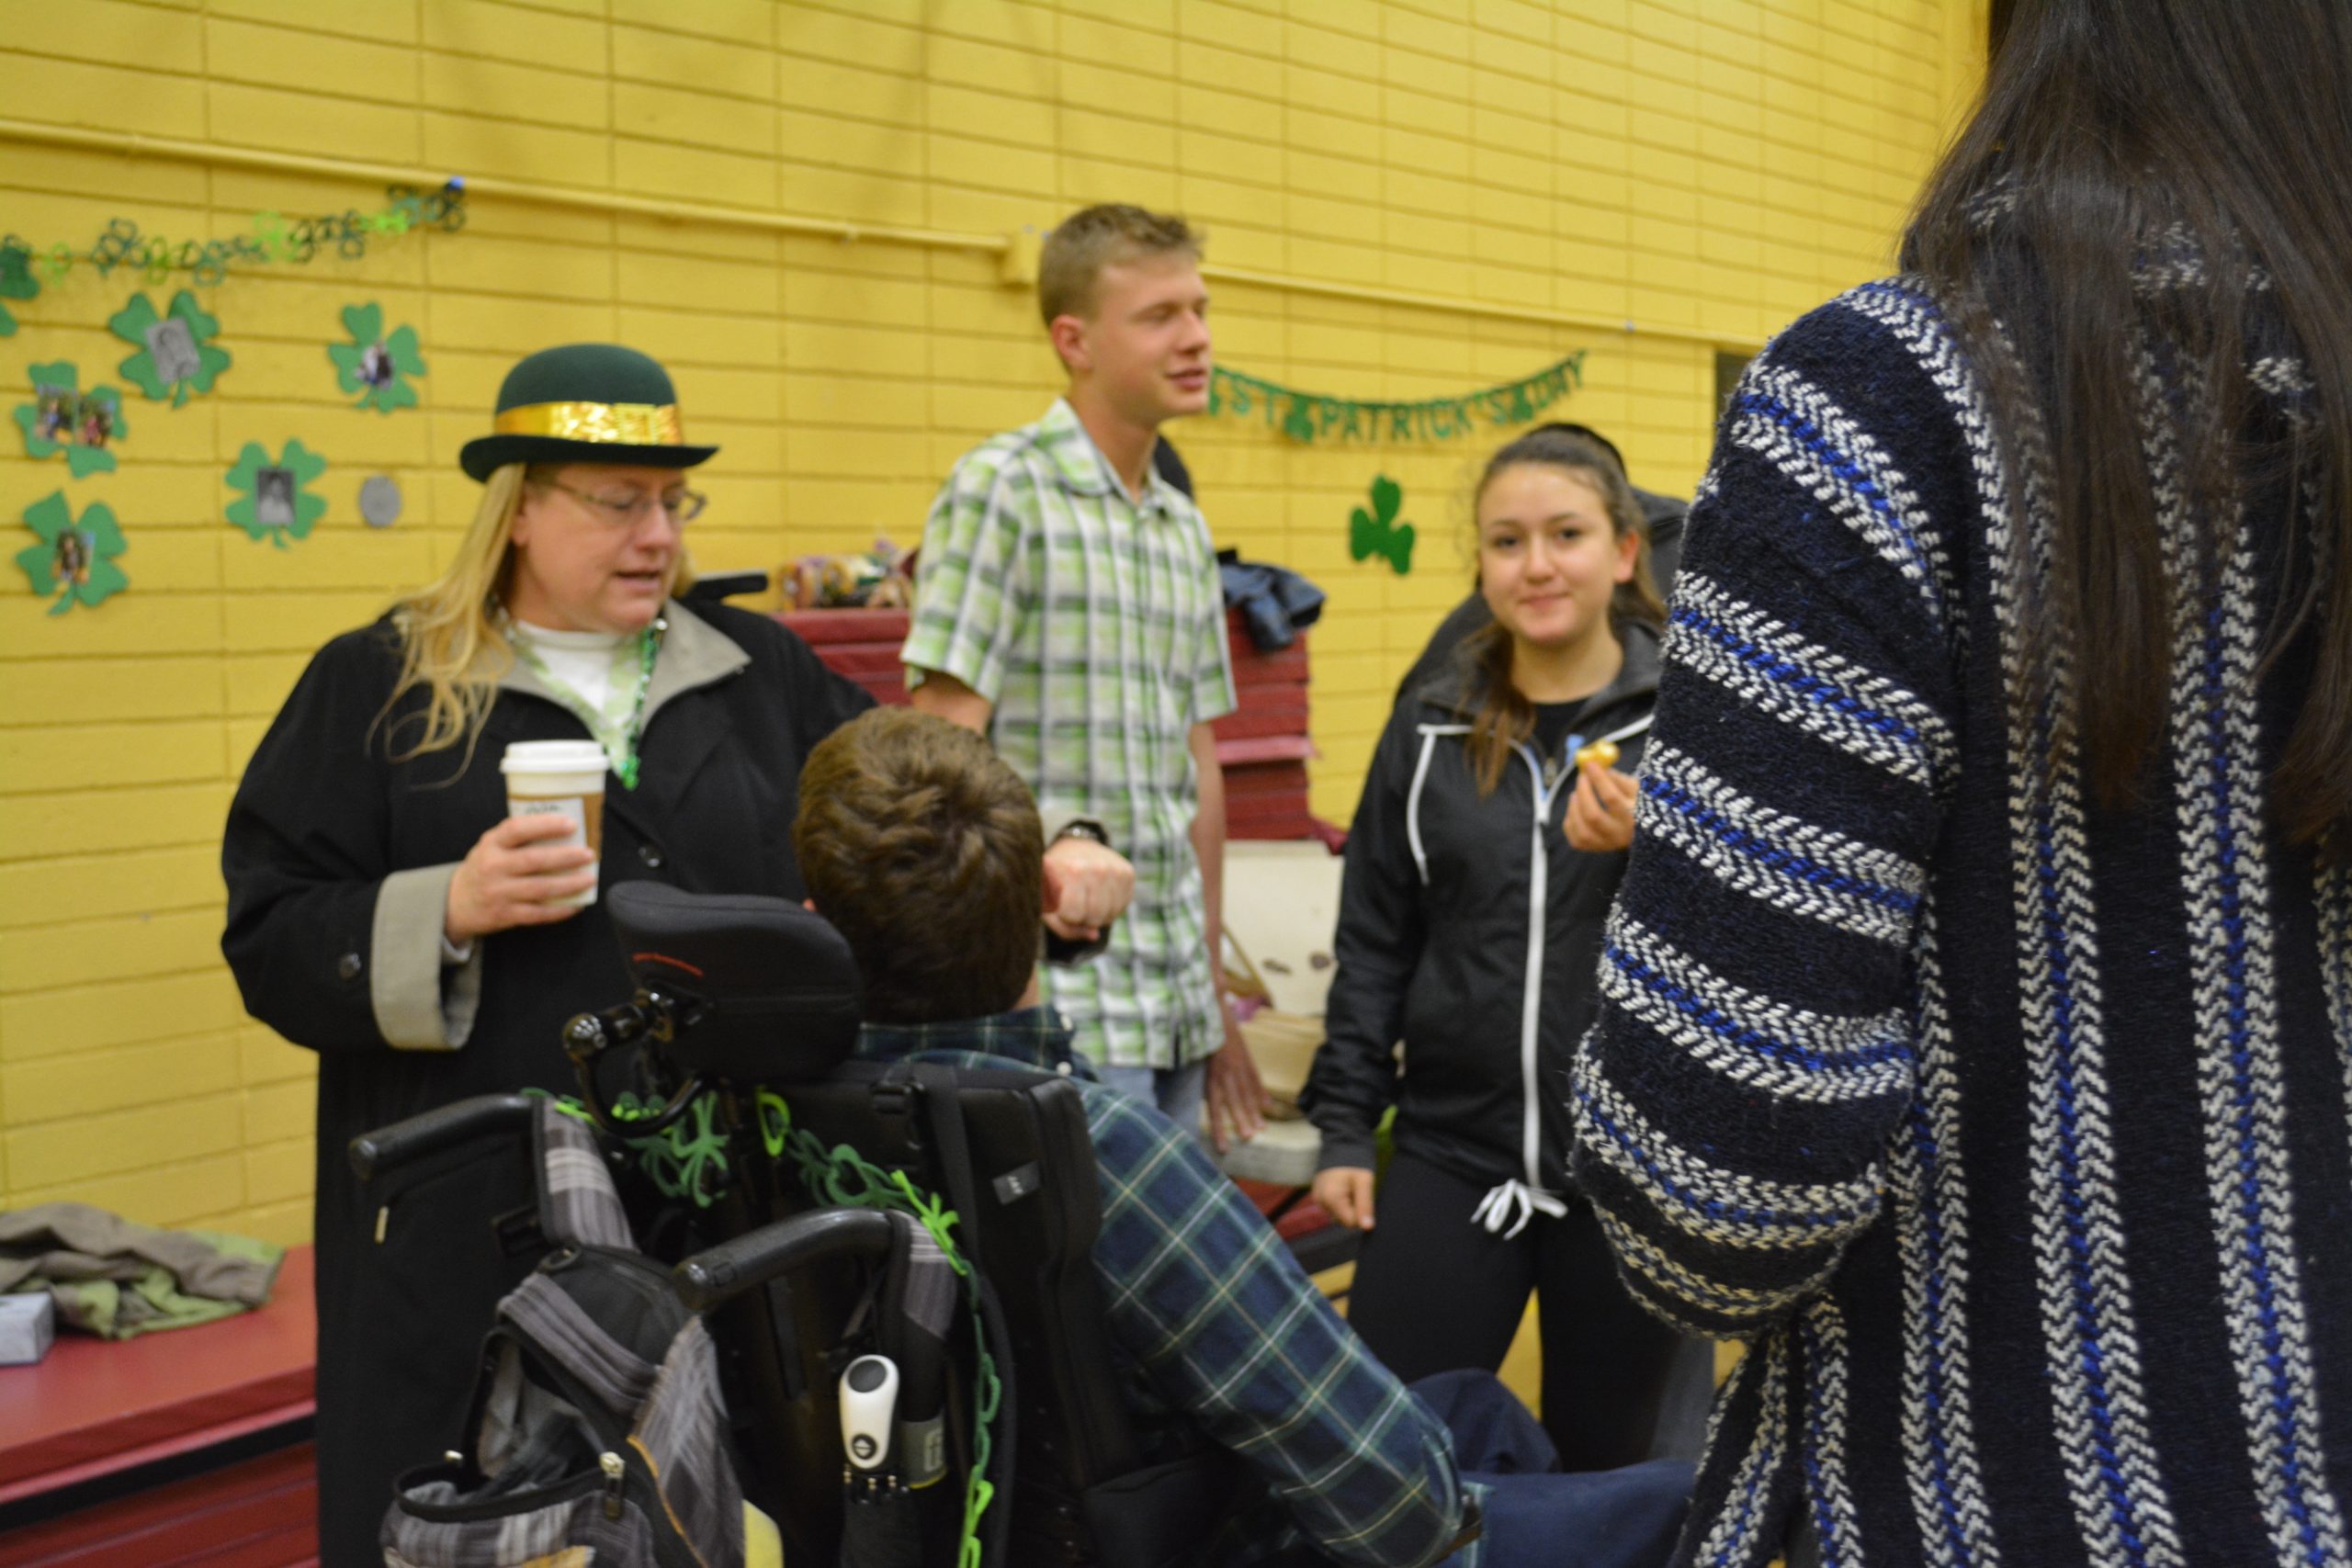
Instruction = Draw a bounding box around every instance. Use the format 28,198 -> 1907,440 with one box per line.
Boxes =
795,706 -> 1693,1568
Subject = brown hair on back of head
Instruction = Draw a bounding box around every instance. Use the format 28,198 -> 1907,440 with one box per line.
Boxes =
1037,204 -> 1202,327
793,706 -> 1045,1026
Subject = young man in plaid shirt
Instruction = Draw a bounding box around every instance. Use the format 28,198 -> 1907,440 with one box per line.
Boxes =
903,203 -> 1268,1149
793,706 -> 1693,1567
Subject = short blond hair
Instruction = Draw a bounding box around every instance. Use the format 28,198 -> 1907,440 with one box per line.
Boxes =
1037,204 -> 1202,326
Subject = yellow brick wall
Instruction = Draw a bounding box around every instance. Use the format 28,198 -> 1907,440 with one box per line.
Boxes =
0,0 -> 1982,1240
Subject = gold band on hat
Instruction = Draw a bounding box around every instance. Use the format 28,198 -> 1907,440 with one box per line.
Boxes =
492,400 -> 684,446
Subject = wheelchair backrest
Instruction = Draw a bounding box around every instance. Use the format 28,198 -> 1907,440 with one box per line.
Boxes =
745,1058 -> 1147,1565
597,881 -> 1217,1565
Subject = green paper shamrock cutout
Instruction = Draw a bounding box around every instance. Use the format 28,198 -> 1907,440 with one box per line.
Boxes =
111,288 -> 231,407
17,491 -> 129,615
225,439 -> 328,548
1349,475 -> 1415,576
327,302 -> 426,413
14,362 -> 129,478
0,238 -> 36,336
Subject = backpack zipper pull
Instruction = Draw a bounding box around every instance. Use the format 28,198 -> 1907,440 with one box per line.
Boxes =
599,1450 -> 626,1519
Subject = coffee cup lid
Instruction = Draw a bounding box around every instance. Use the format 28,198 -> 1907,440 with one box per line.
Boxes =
501,739 -> 610,775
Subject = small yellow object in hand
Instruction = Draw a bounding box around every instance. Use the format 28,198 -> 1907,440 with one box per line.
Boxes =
1575,739 -> 1620,770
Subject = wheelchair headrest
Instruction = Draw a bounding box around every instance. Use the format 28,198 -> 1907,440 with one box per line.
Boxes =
605,881 -> 863,1085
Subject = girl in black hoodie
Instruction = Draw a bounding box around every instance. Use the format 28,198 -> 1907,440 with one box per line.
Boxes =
1302,427 -> 1686,1468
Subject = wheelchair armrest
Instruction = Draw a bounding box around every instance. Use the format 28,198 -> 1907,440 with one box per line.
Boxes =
672,1207 -> 897,1313
349,1093 -> 538,1182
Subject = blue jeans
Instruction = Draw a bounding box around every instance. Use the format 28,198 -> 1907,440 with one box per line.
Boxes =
1093,1058 -> 1208,1141
1413,1369 -> 1693,1568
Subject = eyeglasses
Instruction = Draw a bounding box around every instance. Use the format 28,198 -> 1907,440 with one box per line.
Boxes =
545,479 -> 708,525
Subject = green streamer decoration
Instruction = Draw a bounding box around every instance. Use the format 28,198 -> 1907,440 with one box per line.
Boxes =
16,183 -> 465,290
17,492 -> 128,615
225,439 -> 328,548
112,289 -> 231,407
1208,352 -> 1584,445
328,302 -> 427,413
1350,476 -> 1415,575
15,363 -> 128,478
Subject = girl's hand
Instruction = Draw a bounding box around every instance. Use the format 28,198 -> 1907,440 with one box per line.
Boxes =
445,813 -> 598,942
1312,1166 -> 1377,1231
1564,760 -> 1639,853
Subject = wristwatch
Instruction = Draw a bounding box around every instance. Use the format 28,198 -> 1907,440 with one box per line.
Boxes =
1050,818 -> 1111,849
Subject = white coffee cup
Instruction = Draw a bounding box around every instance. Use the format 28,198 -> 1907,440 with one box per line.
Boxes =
499,739 -> 609,908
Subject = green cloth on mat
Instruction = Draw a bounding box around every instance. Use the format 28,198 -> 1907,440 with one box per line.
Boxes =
0,1203 -> 284,1339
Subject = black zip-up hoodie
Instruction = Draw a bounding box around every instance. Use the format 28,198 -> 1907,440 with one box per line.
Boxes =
1301,621 -> 1660,1230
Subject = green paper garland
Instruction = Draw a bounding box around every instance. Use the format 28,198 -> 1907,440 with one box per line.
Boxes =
1349,476 -> 1415,575
225,440 -> 328,548
15,185 -> 465,291
1209,352 -> 1585,445
328,302 -> 427,413
14,362 -> 128,478
17,491 -> 128,615
112,289 -> 232,407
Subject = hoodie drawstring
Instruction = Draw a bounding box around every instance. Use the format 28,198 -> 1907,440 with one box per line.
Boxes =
1471,1178 -> 1568,1240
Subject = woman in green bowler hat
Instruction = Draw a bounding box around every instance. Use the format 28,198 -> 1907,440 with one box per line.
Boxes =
220,343 -> 878,1566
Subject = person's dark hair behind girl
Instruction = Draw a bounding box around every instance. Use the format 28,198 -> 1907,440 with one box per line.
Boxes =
1457,426 -> 1666,795
1905,0 -> 2352,841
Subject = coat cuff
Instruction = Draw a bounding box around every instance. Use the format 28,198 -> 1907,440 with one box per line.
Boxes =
1314,1128 -> 1378,1172
371,863 -> 480,1051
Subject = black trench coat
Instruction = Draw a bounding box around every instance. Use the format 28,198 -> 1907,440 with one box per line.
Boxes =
221,599 -> 870,1566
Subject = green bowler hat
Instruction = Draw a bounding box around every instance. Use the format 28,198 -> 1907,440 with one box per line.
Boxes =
458,343 -> 718,482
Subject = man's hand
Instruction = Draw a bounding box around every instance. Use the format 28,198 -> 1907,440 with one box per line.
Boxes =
1311,1166 -> 1376,1231
1204,1017 -> 1268,1153
1563,760 -> 1639,853
446,814 -> 597,942
1043,834 -> 1134,940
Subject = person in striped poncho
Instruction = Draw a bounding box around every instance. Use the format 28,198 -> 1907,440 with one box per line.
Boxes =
1568,2 -> 2352,1563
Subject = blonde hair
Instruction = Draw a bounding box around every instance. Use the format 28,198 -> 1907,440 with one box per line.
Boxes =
379,462 -> 694,764
1036,204 -> 1202,326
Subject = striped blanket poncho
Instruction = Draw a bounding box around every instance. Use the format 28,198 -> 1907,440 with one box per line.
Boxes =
1569,276 -> 2352,1568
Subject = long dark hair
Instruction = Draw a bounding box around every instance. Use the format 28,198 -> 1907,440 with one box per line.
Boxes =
1905,0 -> 2352,842
1461,427 -> 1666,795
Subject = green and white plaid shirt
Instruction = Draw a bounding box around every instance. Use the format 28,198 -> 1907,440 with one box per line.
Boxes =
904,400 -> 1237,1072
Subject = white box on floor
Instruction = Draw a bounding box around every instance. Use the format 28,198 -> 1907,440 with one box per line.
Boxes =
0,1292 -> 54,1365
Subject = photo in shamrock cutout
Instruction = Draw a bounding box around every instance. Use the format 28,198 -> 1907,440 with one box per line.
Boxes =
112,288 -> 231,407
14,362 -> 128,478
17,491 -> 128,615
0,237 -> 37,336
1349,475 -> 1416,575
225,439 -> 327,547
328,302 -> 426,413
